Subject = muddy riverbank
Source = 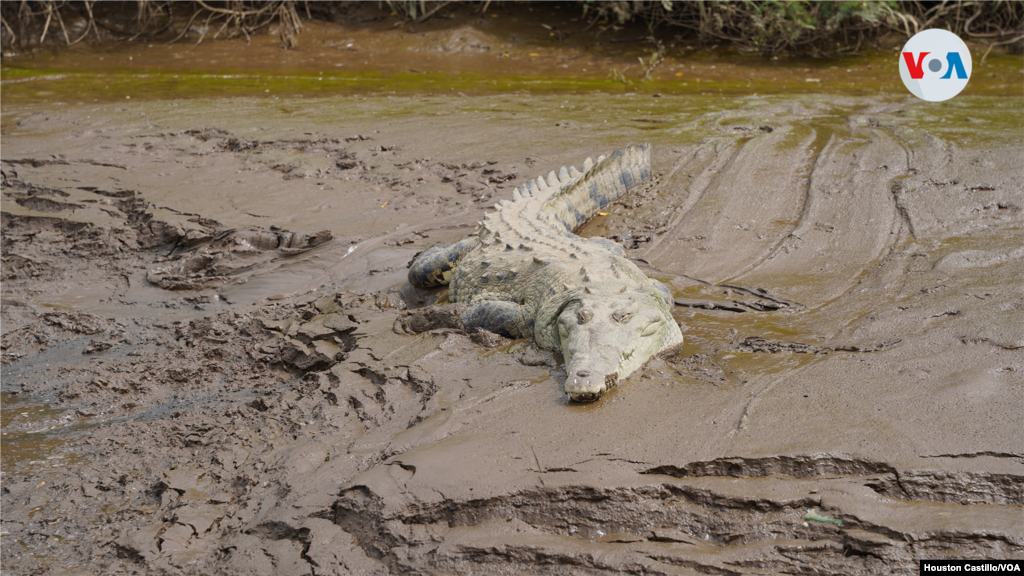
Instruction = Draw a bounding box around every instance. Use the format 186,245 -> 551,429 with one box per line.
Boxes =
3,10 -> 1024,576
4,90 -> 1022,575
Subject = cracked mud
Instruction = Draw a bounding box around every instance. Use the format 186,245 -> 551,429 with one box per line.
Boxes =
2,88 -> 1023,575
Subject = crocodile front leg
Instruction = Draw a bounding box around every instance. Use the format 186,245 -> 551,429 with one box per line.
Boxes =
408,238 -> 478,288
459,300 -> 535,339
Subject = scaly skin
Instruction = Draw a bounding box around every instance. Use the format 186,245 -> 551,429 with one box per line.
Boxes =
409,144 -> 684,402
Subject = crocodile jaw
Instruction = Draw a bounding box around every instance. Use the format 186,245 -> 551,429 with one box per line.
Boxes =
565,371 -> 619,403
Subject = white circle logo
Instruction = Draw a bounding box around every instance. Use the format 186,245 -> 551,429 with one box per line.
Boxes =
899,29 -> 972,102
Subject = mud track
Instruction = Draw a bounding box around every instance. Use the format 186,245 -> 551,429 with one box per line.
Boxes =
2,94 -> 1022,575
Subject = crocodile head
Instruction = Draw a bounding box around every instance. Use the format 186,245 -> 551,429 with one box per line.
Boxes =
557,286 -> 683,402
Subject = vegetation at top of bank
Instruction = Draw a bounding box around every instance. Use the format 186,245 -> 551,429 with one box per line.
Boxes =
582,1 -> 1022,54
1,0 -> 1021,56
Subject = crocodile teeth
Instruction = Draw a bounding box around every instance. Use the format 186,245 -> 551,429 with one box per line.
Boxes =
559,166 -> 570,182
536,175 -> 547,189
583,158 -> 594,171
569,166 -> 581,177
548,171 -> 558,185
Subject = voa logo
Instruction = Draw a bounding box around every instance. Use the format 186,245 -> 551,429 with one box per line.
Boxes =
899,29 -> 972,102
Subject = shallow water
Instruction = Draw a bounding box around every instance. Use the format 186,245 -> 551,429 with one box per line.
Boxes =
2,7 -> 1023,575
3,5 -> 1022,106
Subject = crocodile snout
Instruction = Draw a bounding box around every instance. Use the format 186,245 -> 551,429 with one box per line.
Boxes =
565,370 -> 618,403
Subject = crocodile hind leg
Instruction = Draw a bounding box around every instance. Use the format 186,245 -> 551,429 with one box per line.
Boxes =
408,238 -> 478,288
459,299 -> 535,339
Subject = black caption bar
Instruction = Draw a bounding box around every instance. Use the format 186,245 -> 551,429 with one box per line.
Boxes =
921,560 -> 1023,573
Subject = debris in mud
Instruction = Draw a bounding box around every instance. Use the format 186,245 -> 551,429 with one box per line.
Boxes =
737,336 -> 901,354
42,311 -> 111,335
256,308 -> 359,371
146,227 -> 333,290
803,507 -> 843,527
82,338 -> 115,354
669,352 -> 729,384
1,310 -> 121,365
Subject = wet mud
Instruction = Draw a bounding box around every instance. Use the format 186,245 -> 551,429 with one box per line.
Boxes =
3,21 -> 1024,575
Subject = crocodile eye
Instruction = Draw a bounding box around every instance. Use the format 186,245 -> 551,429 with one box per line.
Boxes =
577,307 -> 594,325
612,297 -> 638,323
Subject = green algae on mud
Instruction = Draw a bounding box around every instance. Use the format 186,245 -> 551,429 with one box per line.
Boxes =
2,54 -> 1024,104
0,69 -> 659,105
2,0 -> 1021,108
2,44 -> 1021,107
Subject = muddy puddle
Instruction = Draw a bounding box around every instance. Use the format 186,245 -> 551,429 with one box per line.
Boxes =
3,7 -> 1024,575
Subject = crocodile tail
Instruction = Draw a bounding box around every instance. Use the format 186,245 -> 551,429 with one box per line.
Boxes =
538,144 -> 651,233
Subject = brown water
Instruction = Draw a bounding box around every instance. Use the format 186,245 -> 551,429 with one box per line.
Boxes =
3,3 -> 1022,105
2,6 -> 1023,575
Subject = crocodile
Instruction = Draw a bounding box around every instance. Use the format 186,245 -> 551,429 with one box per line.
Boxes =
408,144 -> 684,402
